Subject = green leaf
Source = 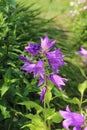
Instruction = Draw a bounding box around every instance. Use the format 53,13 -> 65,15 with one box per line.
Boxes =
21,114 -> 44,130
1,84 -> 9,98
78,66 -> 87,79
64,97 -> 80,105
5,0 -> 16,8
0,105 -> 10,119
78,80 -> 87,95
45,90 -> 52,105
18,101 -> 43,113
47,112 -> 63,123
46,108 -> 55,119
1,68 -> 11,97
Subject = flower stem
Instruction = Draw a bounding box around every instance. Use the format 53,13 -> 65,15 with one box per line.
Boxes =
79,94 -> 83,114
44,99 -> 47,130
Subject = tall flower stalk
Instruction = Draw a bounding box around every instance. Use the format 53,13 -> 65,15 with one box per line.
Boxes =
20,35 -> 67,129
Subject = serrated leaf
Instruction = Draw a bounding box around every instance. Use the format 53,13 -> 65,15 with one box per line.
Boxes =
64,97 -> 80,105
78,80 -> 87,95
0,105 -> 10,119
18,101 -> 43,113
21,114 -> 44,130
1,84 -> 9,97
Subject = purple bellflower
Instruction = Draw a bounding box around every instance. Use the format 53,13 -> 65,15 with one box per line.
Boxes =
49,74 -> 68,90
25,43 -> 41,55
19,56 -> 35,74
78,46 -> 87,56
38,75 -> 44,86
78,46 -> 87,63
20,58 -> 45,79
40,87 -> 46,103
46,48 -> 65,72
59,106 -> 84,130
33,60 -> 45,78
84,126 -> 87,130
40,35 -> 56,53
20,35 -> 68,103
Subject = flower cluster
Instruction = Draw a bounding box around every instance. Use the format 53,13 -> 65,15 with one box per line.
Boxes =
70,0 -> 87,17
59,106 -> 87,130
20,35 -> 67,103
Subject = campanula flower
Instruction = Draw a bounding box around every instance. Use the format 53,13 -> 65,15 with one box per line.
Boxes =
40,87 -> 46,103
19,55 -> 29,62
84,126 -> 87,130
46,48 -> 65,72
78,46 -> 87,56
25,43 -> 41,55
21,62 -> 36,74
38,75 -> 44,86
33,60 -> 45,78
78,46 -> 87,63
59,106 -> 84,130
49,74 -> 68,90
40,35 -> 56,53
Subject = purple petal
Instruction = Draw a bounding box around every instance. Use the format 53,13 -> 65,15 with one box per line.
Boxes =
73,126 -> 82,130
38,75 -> 44,86
33,60 -> 45,78
63,119 -> 72,130
40,35 -> 56,52
19,56 -> 29,62
84,126 -> 87,130
59,110 -> 71,119
21,62 -> 35,73
49,74 -> 68,90
78,46 -> 87,56
25,43 -> 41,55
40,87 -> 46,103
46,48 -> 66,72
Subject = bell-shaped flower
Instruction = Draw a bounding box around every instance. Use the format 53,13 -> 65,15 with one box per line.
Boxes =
33,60 -> 45,78
46,48 -> 65,72
19,55 -> 35,74
38,75 -> 44,86
25,43 -> 41,55
78,46 -> 87,56
40,87 -> 46,103
59,106 -> 84,130
40,35 -> 56,53
49,74 -> 68,90
78,46 -> 87,63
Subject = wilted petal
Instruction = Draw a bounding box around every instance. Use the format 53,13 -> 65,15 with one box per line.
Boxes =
40,87 -> 46,103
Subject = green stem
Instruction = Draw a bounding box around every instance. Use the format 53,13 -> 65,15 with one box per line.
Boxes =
44,99 -> 47,130
79,94 -> 83,114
